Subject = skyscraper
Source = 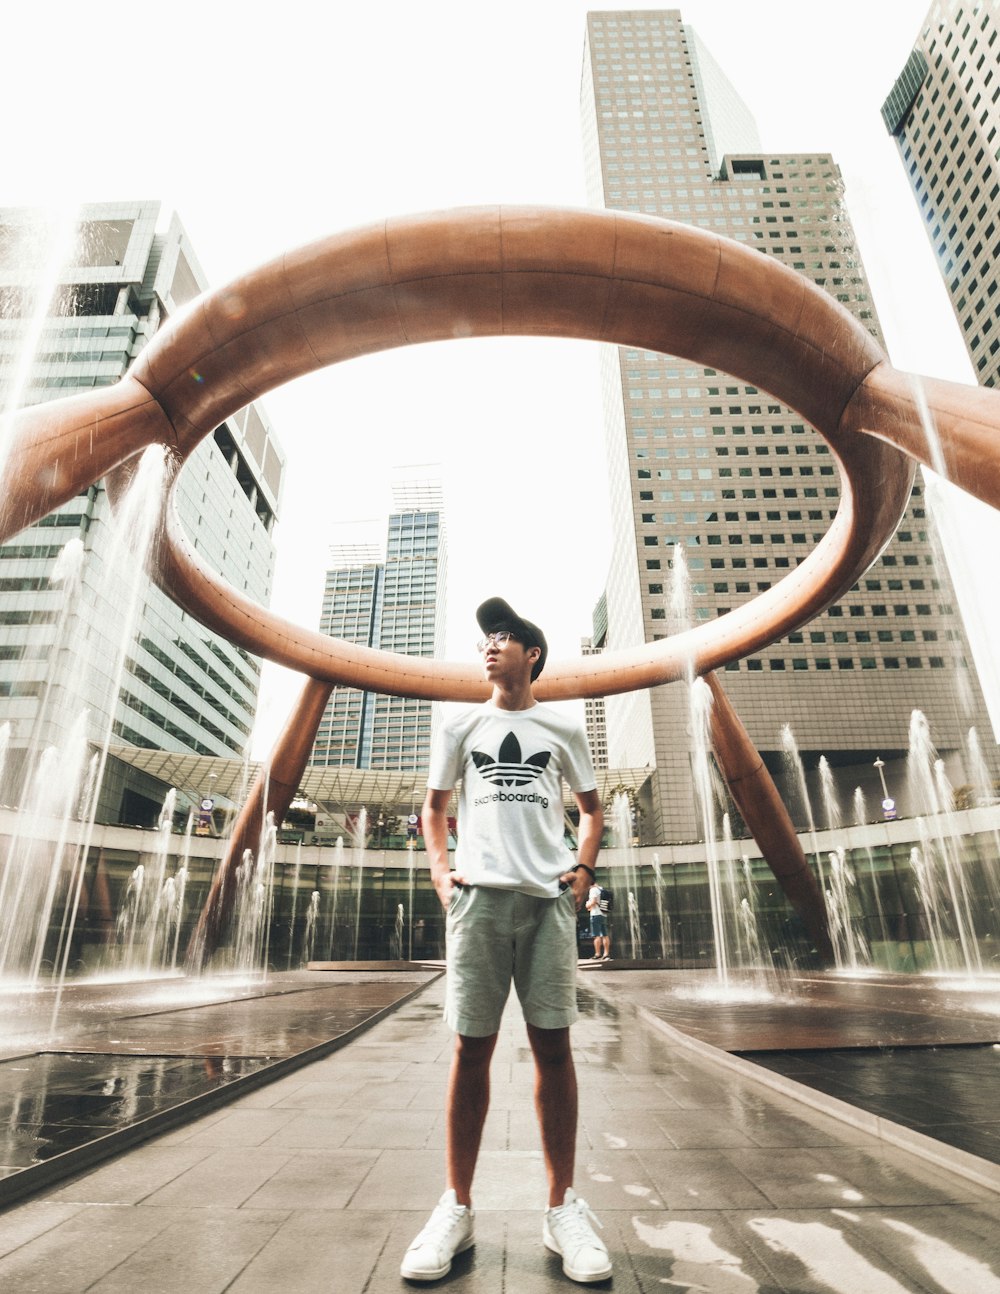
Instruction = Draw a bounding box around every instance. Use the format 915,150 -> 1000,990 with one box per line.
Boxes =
883,0 -> 1000,388
310,468 -> 446,771
581,10 -> 991,840
0,202 -> 284,824
582,593 -> 609,771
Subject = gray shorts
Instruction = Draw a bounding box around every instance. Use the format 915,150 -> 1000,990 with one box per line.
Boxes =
444,884 -> 579,1036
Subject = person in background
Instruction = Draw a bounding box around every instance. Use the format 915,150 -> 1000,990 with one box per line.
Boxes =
586,881 -> 610,962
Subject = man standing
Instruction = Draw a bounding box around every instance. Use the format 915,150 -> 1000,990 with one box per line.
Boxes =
401,598 -> 611,1285
586,882 -> 610,962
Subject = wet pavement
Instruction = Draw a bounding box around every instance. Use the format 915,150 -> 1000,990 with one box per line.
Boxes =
592,967 -> 1000,1181
1,971 -> 1000,1291
590,967 -> 1000,1051
740,1043 -> 1000,1166
0,969 -> 438,1204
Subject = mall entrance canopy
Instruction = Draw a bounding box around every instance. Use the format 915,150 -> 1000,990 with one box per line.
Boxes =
107,746 -> 654,824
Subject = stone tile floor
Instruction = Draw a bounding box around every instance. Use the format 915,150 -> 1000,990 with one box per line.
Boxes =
2,974 -> 1000,1291
592,968 -> 1000,1173
0,971 -> 436,1194
738,1043 -> 1000,1166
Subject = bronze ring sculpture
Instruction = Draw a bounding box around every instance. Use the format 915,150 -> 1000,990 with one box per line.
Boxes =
10,204 -> 1000,697
5,205 -> 1000,963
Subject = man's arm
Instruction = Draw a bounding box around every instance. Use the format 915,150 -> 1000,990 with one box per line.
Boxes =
423,787 -> 461,910
561,788 -> 604,908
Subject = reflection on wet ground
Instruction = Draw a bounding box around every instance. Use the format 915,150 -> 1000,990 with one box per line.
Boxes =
741,1044 -> 1000,1165
608,968 -> 1000,1049
5,965 -> 1000,1210
592,968 -> 1000,1168
8,975 -> 1000,1293
0,968 -> 439,1201
0,1053 -> 266,1174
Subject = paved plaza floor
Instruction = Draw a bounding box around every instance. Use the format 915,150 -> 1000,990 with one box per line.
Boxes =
2,973 -> 1000,1292
0,970 -> 438,1200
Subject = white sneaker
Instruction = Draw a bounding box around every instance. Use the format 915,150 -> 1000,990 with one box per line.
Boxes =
543,1188 -> 612,1283
401,1189 -> 475,1281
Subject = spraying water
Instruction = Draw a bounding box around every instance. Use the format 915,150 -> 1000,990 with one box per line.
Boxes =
231,812 -> 278,978
650,853 -> 671,960
611,793 -> 640,958
853,786 -> 891,955
327,836 -> 345,959
781,725 -> 825,891
352,808 -> 368,961
0,722 -> 10,794
818,757 -> 842,832
0,207 -> 81,500
741,855 -> 776,978
303,891 -> 320,966
690,678 -> 730,983
107,790 -> 191,977
907,710 -> 982,973
825,848 -> 869,971
0,708 -> 90,983
667,544 -> 695,664
286,840 -> 303,972
965,728 -> 996,809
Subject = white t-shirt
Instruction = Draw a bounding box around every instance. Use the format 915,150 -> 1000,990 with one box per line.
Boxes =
428,700 -> 597,898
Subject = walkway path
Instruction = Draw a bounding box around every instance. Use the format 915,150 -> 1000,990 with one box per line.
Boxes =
1,974 -> 999,1292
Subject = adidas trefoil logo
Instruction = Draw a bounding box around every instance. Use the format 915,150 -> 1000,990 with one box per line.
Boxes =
471,732 -> 551,787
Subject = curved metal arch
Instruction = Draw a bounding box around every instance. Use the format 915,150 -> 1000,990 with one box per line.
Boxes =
8,204 -> 977,703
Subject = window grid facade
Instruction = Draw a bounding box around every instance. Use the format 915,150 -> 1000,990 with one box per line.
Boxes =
311,491 -> 446,773
0,202 -> 284,822
884,0 -> 1000,389
582,10 -> 990,840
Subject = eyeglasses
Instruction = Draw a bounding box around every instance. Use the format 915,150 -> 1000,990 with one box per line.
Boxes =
476,630 -> 519,652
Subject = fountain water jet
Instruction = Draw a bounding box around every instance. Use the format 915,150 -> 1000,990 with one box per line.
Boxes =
230,810 -> 278,978
781,725 -> 825,892
908,710 -> 983,974
825,848 -> 869,971
0,207 -> 80,495
352,808 -> 368,961
819,757 -> 842,832
0,708 -> 90,984
690,678 -> 730,984
327,836 -> 345,960
302,891 -> 320,966
611,793 -> 640,958
853,786 -> 891,954
649,853 -> 671,961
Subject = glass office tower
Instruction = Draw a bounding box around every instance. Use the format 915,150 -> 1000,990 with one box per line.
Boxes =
883,0 -> 1000,389
581,10 -> 991,840
310,470 -> 446,772
0,202 -> 284,824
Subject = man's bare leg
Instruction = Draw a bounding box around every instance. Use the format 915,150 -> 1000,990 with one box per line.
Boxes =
526,1023 -> 577,1206
446,1032 -> 498,1206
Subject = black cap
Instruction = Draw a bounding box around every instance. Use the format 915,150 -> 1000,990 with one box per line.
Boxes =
476,596 -> 548,680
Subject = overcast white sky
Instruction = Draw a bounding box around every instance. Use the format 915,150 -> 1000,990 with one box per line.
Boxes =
6,0 -> 1000,752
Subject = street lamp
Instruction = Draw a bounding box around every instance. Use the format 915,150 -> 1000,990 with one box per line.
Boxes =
873,757 -> 896,820
196,770 -> 218,837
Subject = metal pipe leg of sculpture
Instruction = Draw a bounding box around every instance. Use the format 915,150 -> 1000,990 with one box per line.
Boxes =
187,676 -> 334,971
705,672 -> 834,965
